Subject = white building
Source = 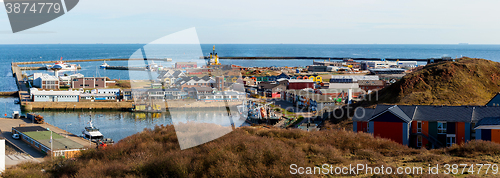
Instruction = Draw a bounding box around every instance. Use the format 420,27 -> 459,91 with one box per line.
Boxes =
30,88 -> 80,102
33,73 -> 59,90
0,137 -> 4,173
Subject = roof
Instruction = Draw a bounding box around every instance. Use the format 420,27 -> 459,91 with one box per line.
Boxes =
369,105 -> 413,123
288,79 -> 314,83
21,130 -> 84,150
13,126 -> 47,133
359,105 -> 500,123
330,75 -> 379,82
413,105 -> 474,122
352,108 -> 375,121
358,80 -> 385,86
30,89 -> 81,96
475,117 -> 500,127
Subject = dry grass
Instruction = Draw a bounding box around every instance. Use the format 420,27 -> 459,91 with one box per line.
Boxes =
3,125 -> 500,177
370,57 -> 500,106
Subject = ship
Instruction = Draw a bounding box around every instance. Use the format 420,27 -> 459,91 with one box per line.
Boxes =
81,117 -> 112,144
100,61 -> 109,68
46,57 -> 78,71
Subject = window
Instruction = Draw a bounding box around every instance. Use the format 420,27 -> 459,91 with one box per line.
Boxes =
417,135 -> 422,147
417,121 -> 422,133
446,135 -> 456,147
438,122 -> 447,134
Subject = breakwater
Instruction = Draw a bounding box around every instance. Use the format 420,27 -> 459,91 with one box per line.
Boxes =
12,58 -> 171,65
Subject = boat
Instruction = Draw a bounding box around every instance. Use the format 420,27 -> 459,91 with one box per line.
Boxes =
46,57 -> 78,71
82,117 -> 104,142
100,61 -> 109,68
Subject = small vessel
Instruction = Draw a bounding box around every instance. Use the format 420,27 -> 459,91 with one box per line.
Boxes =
82,117 -> 104,142
46,57 -> 77,71
100,61 -> 109,68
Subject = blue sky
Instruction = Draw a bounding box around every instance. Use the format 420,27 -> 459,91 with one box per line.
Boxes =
0,0 -> 499,44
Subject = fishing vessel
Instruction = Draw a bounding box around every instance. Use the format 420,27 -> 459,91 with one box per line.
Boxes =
243,101 -> 281,124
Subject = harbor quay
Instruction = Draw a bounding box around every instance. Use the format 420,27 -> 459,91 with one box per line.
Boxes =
22,100 -> 242,111
0,117 -> 94,165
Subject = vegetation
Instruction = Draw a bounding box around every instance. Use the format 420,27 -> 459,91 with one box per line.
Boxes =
5,125 -> 500,177
370,57 -> 500,106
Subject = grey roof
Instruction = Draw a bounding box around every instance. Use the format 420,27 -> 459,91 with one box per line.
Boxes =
13,126 -> 47,133
413,105 -> 475,122
369,105 -> 413,123
472,107 -> 500,122
475,117 -> 500,127
372,105 -> 417,118
352,108 -> 375,121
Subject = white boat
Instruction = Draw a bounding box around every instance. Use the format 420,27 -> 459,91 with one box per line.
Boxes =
100,61 -> 109,68
47,58 -> 78,71
82,117 -> 104,142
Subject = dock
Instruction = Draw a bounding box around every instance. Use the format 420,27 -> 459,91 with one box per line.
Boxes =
0,117 -> 94,166
12,58 -> 172,65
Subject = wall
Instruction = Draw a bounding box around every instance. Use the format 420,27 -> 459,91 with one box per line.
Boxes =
0,139 -> 4,173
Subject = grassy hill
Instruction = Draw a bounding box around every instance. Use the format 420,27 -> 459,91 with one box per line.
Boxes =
372,57 -> 500,106
4,125 -> 500,177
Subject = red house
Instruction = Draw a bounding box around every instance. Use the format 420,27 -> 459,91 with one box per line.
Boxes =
353,105 -> 500,148
287,79 -> 315,90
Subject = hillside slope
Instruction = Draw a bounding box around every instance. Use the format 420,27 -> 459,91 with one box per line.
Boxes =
374,57 -> 500,106
4,125 -> 500,177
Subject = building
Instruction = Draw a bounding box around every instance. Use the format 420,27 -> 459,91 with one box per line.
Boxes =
71,77 -> 115,89
0,136 -> 4,173
257,83 -> 286,98
30,88 -> 80,102
330,75 -> 379,83
307,65 -> 328,72
358,80 -> 386,91
474,117 -> 500,143
486,93 -> 500,106
197,90 -> 245,101
369,68 -> 406,75
353,105 -> 500,148
59,73 -> 84,86
157,70 -> 187,87
12,126 -> 85,158
282,90 -> 335,112
175,62 -> 197,69
287,79 -> 315,90
317,88 -> 364,98
123,89 -> 132,100
33,73 -> 59,90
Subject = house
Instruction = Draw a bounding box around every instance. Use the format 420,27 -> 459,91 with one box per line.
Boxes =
257,83 -> 286,98
177,76 -> 215,89
486,93 -> 500,106
157,70 -> 187,87
287,79 -> 315,90
358,80 -> 386,91
71,77 -> 114,89
197,90 -> 245,101
33,73 -> 59,90
318,88 -> 365,98
474,117 -> 500,143
59,73 -> 84,86
330,75 -> 379,83
276,73 -> 289,80
175,62 -> 197,69
30,88 -> 80,102
282,90 -> 335,112
12,126 -> 85,158
353,105 -> 500,148
123,89 -> 132,101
